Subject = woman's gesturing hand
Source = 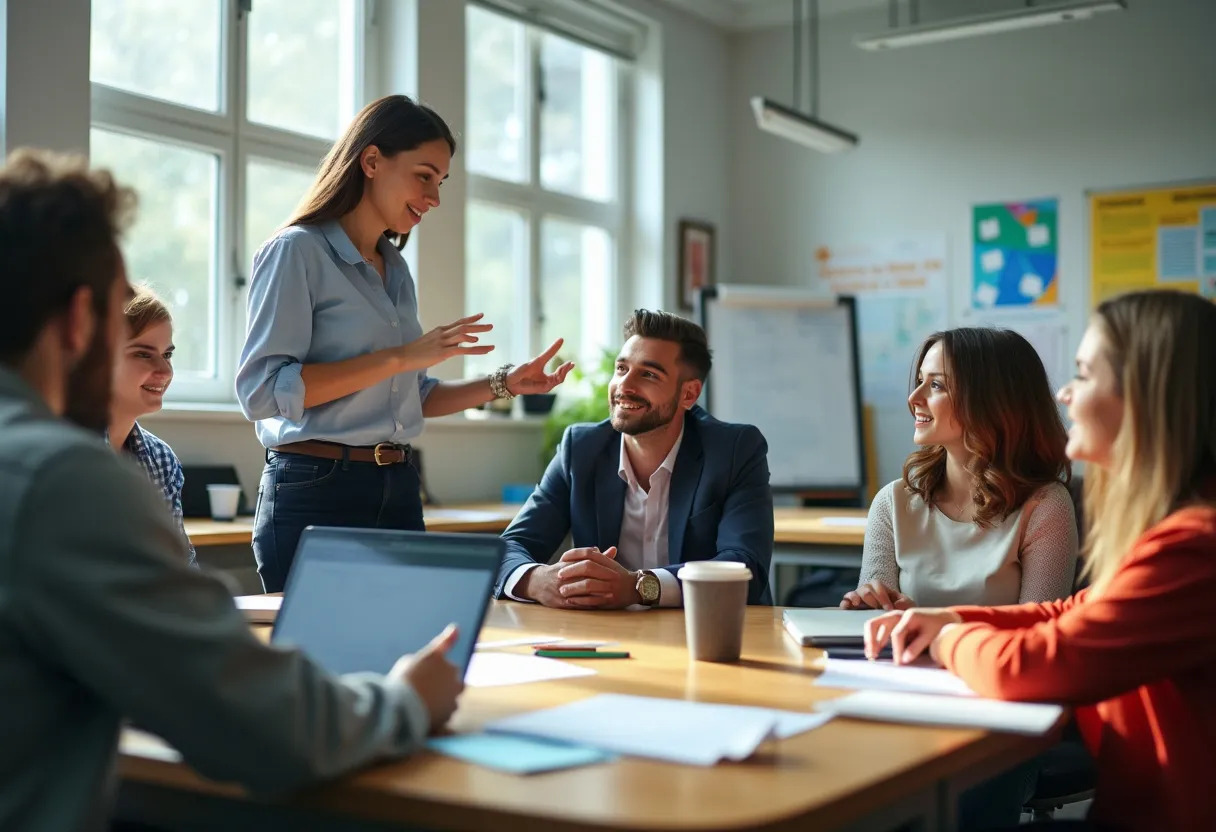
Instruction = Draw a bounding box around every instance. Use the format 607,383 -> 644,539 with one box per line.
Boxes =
864,608 -> 963,665
506,338 -> 575,395
400,313 -> 494,369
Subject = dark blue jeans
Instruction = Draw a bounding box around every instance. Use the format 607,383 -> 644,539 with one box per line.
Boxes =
252,449 -> 425,592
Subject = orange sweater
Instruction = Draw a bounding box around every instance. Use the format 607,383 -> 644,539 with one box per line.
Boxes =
938,505 -> 1216,832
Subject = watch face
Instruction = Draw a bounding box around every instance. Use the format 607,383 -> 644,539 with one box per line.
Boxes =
640,574 -> 661,603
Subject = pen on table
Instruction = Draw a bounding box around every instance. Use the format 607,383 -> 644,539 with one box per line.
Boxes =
534,650 -> 631,659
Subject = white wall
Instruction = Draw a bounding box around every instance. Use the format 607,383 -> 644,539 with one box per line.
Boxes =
727,0 -> 1216,485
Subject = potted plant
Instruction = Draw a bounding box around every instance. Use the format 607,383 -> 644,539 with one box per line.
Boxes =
539,348 -> 616,467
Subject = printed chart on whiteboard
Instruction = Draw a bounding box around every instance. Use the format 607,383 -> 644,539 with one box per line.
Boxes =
703,287 -> 864,491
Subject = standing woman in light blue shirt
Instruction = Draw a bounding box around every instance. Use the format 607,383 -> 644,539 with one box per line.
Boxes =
237,95 -> 573,592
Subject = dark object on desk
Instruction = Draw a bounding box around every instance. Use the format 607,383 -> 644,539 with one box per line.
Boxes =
520,393 -> 557,415
181,465 -> 248,518
824,645 -> 892,661
535,650 -> 630,659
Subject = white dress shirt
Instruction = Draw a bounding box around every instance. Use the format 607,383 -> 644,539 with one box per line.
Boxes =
504,427 -> 685,606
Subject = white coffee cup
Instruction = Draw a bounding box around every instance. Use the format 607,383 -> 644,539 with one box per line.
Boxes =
206,483 -> 242,521
677,561 -> 752,662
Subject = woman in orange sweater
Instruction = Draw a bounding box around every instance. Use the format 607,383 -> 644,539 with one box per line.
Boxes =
865,290 -> 1216,831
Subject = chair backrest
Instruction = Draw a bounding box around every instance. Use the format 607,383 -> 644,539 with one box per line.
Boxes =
1066,475 -> 1089,591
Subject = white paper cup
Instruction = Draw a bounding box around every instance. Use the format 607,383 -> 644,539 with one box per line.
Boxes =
677,561 -> 752,662
206,484 -> 241,521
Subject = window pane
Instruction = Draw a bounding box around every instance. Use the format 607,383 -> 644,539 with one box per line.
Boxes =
247,0 -> 354,139
466,6 -> 527,182
540,219 -> 613,369
90,0 -> 221,111
245,158 -> 316,266
540,35 -> 616,201
91,129 -> 218,377
466,201 -> 528,380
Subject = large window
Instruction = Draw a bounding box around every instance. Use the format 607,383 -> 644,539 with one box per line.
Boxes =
89,0 -> 364,400
465,4 -> 630,381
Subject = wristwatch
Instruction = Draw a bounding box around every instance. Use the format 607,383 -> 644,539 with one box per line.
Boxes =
635,570 -> 661,606
489,363 -> 515,400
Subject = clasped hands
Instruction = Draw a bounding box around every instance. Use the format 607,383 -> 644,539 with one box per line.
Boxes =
519,546 -> 644,610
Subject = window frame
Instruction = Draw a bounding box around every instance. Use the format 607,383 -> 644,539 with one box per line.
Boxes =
89,0 -> 369,402
466,9 -> 634,373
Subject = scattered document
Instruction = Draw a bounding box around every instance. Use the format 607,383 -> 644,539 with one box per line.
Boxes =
235,594 -> 281,624
485,693 -> 832,766
475,635 -> 563,650
465,652 -> 596,688
820,516 -> 869,528
814,658 -> 977,697
120,729 -> 182,763
816,690 -> 1064,736
427,733 -> 613,775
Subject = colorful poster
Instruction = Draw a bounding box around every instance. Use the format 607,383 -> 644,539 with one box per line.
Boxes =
972,198 -> 1059,309
1089,183 -> 1216,304
815,236 -> 949,405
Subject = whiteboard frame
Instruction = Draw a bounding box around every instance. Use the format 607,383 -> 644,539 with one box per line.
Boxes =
698,285 -> 869,501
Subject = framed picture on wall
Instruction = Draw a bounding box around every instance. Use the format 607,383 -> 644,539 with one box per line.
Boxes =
677,219 -> 716,310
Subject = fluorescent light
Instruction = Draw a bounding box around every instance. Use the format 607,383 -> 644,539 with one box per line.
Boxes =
855,0 -> 1125,51
750,97 -> 859,153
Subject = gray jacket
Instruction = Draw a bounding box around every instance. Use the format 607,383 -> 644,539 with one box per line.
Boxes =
0,368 -> 428,832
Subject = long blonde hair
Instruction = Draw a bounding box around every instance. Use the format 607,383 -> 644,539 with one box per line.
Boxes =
284,95 -> 455,249
1082,291 -> 1216,590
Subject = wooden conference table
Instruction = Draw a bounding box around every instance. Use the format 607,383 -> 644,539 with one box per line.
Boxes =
118,602 -> 1057,831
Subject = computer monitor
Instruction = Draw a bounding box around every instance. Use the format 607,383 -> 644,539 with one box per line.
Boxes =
272,527 -> 502,676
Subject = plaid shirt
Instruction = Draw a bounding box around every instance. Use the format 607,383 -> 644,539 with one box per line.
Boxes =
122,423 -> 196,566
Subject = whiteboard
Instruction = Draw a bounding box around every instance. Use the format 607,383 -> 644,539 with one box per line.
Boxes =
702,286 -> 865,492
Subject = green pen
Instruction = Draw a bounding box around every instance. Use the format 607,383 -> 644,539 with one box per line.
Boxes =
534,650 -> 631,659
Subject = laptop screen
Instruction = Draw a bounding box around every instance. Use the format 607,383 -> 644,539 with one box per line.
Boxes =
272,527 -> 502,676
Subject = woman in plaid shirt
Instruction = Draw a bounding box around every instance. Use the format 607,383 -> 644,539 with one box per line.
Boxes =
107,287 -> 196,565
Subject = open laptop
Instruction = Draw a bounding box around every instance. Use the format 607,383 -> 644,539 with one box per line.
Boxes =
272,527 -> 503,676
782,608 -> 886,648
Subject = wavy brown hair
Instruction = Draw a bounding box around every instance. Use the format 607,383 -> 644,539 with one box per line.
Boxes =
284,95 -> 456,249
1081,291 -> 1216,591
902,328 -> 1070,528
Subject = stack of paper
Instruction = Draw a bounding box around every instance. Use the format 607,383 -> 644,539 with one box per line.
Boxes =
813,659 -> 1064,735
484,693 -> 832,766
427,734 -> 614,774
465,652 -> 597,688
817,691 -> 1064,736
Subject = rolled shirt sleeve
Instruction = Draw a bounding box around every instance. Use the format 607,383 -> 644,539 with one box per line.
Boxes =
236,233 -> 314,424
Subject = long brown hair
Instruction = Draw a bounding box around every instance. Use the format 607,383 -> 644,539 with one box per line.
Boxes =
1082,291 -> 1216,590
285,95 -> 456,249
902,327 -> 1070,528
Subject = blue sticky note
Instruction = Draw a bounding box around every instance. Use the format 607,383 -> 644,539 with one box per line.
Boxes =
427,733 -> 614,775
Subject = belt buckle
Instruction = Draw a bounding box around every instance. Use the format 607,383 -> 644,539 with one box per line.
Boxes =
373,442 -> 398,466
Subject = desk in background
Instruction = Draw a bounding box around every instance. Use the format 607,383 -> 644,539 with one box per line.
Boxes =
118,601 -> 1056,831
184,503 -> 526,547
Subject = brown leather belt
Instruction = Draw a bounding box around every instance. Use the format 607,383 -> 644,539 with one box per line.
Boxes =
272,440 -> 412,466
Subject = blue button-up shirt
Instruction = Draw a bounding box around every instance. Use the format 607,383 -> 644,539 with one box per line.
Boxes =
236,222 -> 438,448
122,421 -> 196,566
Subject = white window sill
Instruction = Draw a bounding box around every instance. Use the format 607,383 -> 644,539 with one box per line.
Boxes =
142,402 -> 549,430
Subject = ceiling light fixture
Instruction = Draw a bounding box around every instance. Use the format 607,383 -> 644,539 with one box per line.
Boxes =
751,0 -> 859,153
855,0 -> 1126,51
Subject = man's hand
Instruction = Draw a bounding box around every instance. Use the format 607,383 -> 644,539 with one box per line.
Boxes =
389,624 -> 464,734
556,547 -> 640,609
514,562 -> 574,608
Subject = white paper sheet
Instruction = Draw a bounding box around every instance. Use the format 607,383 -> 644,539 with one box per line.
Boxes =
820,516 -> 869,528
814,658 -> 977,697
816,690 -> 1064,736
235,594 -> 281,623
464,652 -> 596,688
474,636 -> 563,650
485,693 -> 832,766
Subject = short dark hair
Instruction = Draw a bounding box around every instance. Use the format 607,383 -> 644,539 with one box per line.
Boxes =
622,309 -> 712,381
0,148 -> 135,364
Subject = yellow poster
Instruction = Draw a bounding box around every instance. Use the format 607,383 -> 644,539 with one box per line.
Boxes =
1089,182 -> 1216,305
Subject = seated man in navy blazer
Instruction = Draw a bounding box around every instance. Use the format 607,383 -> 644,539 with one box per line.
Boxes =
497,310 -> 773,609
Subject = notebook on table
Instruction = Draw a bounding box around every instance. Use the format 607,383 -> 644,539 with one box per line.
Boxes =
272,527 -> 503,675
782,608 -> 886,648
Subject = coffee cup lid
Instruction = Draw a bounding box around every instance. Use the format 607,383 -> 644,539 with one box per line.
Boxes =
677,561 -> 752,582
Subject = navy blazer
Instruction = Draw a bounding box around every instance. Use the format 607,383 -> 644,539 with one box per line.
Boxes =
497,406 -> 773,605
